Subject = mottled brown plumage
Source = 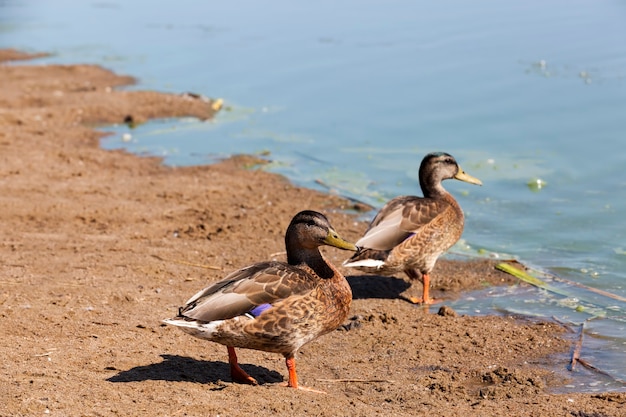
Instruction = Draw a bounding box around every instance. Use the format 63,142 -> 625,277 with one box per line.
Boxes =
343,152 -> 482,304
164,210 -> 356,391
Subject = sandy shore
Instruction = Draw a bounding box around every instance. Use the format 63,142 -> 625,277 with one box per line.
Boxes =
1,49 -> 623,416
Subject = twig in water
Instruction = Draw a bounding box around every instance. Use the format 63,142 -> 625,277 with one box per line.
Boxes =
540,269 -> 626,303
497,260 -> 626,303
569,322 -> 585,371
566,322 -> 626,385
576,358 -> 626,384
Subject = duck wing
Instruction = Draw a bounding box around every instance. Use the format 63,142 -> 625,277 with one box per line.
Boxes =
180,261 -> 315,323
356,196 -> 449,250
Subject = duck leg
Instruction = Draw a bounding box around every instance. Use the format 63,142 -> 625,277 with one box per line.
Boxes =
420,273 -> 434,305
282,355 -> 326,393
227,346 -> 258,385
405,269 -> 438,305
285,355 -> 299,388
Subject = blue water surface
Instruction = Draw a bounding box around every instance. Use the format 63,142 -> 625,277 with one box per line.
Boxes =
2,0 -> 625,392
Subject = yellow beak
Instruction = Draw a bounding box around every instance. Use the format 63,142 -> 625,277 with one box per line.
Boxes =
324,229 -> 358,251
454,166 -> 482,186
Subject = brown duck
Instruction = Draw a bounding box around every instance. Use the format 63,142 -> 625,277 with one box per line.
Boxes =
164,210 -> 356,392
343,152 -> 482,304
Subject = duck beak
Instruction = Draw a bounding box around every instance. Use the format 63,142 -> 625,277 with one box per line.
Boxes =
454,166 -> 482,186
324,229 -> 358,251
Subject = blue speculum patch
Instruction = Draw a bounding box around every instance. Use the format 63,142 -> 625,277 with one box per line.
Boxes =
248,303 -> 272,318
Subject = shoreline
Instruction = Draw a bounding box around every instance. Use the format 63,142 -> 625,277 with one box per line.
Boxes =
1,49 -> 623,416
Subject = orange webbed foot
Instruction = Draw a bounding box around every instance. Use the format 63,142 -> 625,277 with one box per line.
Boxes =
230,363 -> 258,385
405,272 -> 441,305
407,295 -> 441,305
227,346 -> 258,385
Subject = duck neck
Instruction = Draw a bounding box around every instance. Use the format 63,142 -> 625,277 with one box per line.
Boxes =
287,247 -> 335,279
420,177 -> 448,198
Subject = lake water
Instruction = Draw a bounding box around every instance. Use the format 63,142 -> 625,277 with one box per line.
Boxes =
2,0 -> 625,392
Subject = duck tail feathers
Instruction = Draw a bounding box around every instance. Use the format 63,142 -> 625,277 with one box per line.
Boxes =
342,258 -> 385,268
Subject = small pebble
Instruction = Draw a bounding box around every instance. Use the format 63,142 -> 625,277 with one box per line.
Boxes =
437,305 -> 458,317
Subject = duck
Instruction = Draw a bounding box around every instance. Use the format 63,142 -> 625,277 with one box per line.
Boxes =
163,210 -> 357,392
343,152 -> 482,304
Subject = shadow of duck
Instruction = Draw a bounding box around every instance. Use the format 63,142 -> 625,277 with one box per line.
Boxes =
346,274 -> 411,300
106,354 -> 283,387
